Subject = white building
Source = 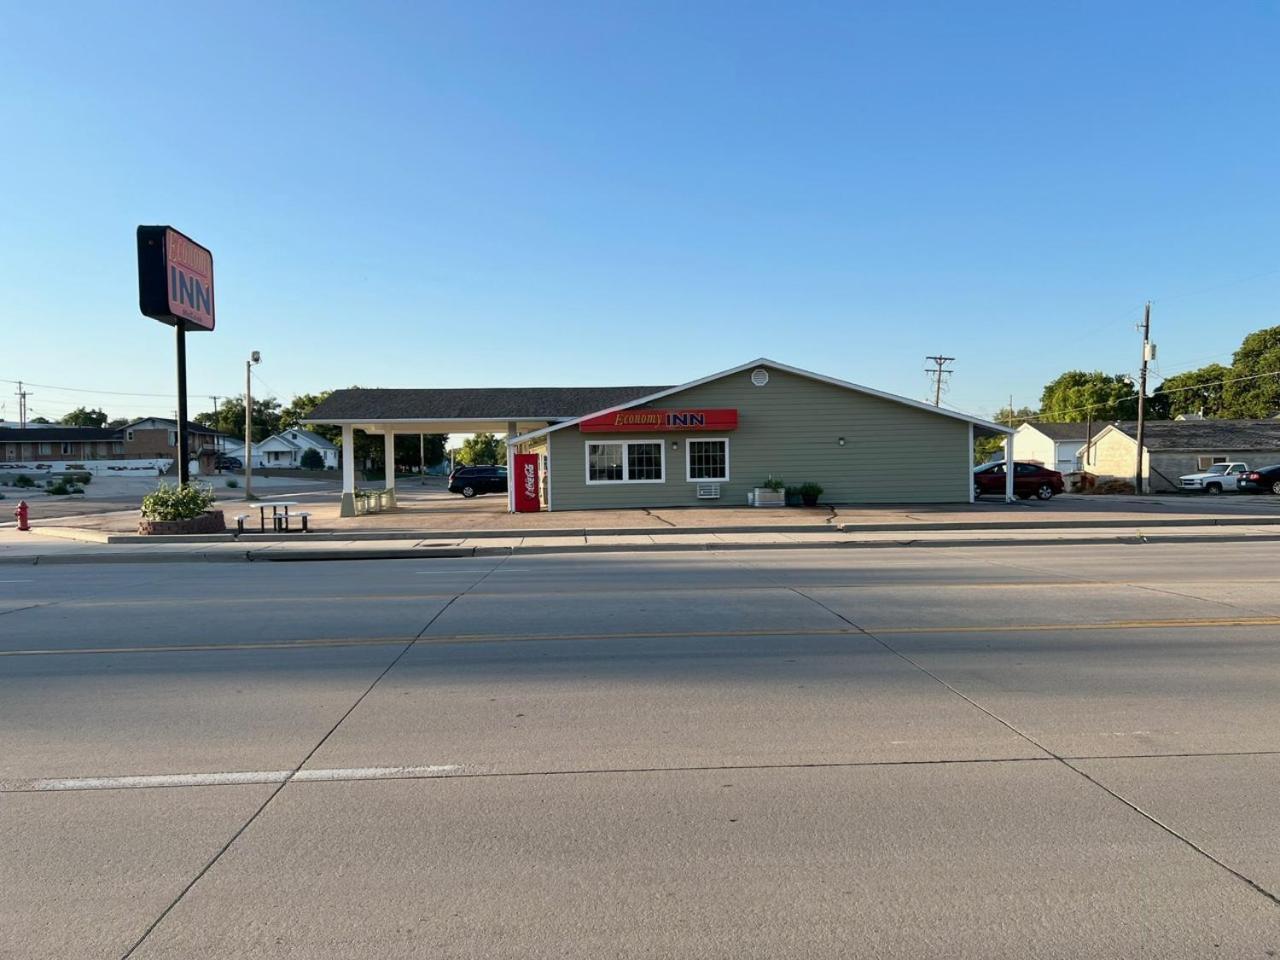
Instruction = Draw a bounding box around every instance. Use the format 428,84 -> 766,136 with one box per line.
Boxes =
254,429 -> 338,469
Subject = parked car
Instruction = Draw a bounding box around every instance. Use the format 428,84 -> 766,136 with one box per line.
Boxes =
448,464 -> 508,498
1179,462 -> 1248,494
1237,465 -> 1280,495
215,454 -> 243,470
974,461 -> 1064,500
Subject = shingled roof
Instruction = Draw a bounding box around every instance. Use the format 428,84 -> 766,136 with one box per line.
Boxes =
0,427 -> 120,442
1018,421 -> 1107,442
1108,419 -> 1280,451
307,386 -> 672,423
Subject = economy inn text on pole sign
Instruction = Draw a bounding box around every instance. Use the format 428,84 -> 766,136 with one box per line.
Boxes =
137,225 -> 215,485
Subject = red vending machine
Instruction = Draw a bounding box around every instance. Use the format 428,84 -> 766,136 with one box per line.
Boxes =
514,453 -> 540,512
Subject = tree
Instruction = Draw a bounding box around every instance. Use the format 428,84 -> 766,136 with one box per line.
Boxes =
1150,363 -> 1232,419
60,407 -> 109,428
458,433 -> 506,465
106,417 -> 130,429
194,395 -> 282,442
1038,372 -> 1137,423
300,447 -> 324,470
280,392 -> 340,443
30,416 -> 50,424
974,405 -> 1036,463
1222,326 -> 1280,417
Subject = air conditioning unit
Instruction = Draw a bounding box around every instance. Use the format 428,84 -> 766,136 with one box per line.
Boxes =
696,483 -> 721,499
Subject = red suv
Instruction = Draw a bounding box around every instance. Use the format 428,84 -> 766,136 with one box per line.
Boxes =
974,461 -> 1064,500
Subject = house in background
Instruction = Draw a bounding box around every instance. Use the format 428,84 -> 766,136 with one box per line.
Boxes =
225,429 -> 338,469
1084,420 -> 1280,492
121,418 -> 228,474
0,426 -> 124,463
1013,422 -> 1105,473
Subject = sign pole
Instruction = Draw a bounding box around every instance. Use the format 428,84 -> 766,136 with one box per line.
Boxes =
175,324 -> 190,486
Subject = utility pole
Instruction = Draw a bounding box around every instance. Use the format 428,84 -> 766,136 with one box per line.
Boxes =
245,352 -> 261,499
15,381 -> 30,429
924,355 -> 955,406
1134,302 -> 1153,494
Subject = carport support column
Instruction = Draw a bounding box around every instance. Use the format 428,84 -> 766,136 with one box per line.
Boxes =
340,425 -> 356,517
1004,434 -> 1015,503
383,431 -> 397,508
506,421 -> 516,513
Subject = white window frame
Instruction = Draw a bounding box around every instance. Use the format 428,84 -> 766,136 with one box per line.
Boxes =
1197,455 -> 1229,470
685,437 -> 730,482
126,430 -> 134,442
584,439 -> 667,485
61,442 -> 74,455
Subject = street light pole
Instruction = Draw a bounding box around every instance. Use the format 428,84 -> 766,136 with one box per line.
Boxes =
244,351 -> 260,499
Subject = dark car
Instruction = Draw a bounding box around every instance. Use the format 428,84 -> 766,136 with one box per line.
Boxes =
1237,464 -> 1280,495
974,461 -> 1064,500
448,464 -> 508,498
215,454 -> 243,470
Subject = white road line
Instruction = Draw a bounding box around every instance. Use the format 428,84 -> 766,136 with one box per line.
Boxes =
1,764 -> 462,792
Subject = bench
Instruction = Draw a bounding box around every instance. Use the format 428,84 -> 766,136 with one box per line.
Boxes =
234,513 -> 250,535
297,511 -> 311,533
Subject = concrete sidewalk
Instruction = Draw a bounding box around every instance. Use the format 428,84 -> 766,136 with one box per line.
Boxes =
6,521 -> 1280,564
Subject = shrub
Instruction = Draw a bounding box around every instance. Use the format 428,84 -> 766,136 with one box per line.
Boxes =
141,483 -> 217,521
48,481 -> 81,495
72,472 -> 91,485
761,476 -> 785,491
300,448 -> 324,470
225,477 -> 240,488
14,474 -> 34,488
799,482 -> 824,506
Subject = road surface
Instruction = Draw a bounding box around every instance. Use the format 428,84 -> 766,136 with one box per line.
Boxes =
3,542 -> 1279,958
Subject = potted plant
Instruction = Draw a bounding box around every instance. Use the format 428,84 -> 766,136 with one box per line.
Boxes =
784,485 -> 803,507
138,482 -> 225,535
798,482 -> 824,507
750,476 -> 786,507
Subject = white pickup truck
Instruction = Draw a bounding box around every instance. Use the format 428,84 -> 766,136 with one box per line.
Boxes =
1179,462 -> 1249,494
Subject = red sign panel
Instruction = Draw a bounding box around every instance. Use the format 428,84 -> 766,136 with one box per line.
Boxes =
514,453 -> 540,512
164,228 -> 215,331
579,408 -> 738,433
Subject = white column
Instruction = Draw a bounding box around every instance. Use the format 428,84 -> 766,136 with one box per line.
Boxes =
340,424 -> 356,517
967,424 -> 975,504
506,420 -> 517,513
1004,434 -> 1015,503
384,431 -> 397,507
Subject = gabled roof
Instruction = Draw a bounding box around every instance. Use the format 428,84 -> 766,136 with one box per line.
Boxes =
1098,419 -> 1280,451
306,386 -> 671,424
510,358 -> 1014,444
280,429 -> 337,450
123,418 -> 221,436
1017,421 -> 1107,442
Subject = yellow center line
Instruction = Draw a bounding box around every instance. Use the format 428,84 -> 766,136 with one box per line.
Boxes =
3,615 -> 1280,657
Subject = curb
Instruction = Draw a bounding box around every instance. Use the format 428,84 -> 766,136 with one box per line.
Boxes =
6,530 -> 1280,564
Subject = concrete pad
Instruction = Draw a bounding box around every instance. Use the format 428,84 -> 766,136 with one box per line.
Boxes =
1075,754 -> 1280,896
1,784 -> 274,960
0,645 -> 404,779
807,581 -> 1233,631
304,632 -> 1042,773
584,534 -> 656,546
889,626 -> 1280,756
423,585 -> 839,639
129,763 -> 1280,959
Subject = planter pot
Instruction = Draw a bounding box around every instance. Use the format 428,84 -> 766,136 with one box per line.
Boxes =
800,495 -> 819,507
785,493 -> 803,507
749,488 -> 787,507
138,510 -> 226,536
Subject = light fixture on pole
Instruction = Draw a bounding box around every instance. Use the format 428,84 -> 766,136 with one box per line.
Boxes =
245,351 -> 261,499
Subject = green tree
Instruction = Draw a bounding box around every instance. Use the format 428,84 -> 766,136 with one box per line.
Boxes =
280,391 -> 340,443
1150,363 -> 1232,419
974,406 -> 1036,463
300,447 -> 325,470
1038,371 -> 1137,423
59,407 -> 109,428
458,433 -> 506,465
195,395 -> 282,442
106,417 -> 130,429
30,416 -> 50,424
1222,326 -> 1280,417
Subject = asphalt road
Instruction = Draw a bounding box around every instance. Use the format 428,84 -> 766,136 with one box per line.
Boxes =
3,543 -> 1280,958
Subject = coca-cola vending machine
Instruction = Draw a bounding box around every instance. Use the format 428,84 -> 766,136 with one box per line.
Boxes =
514,453 -> 540,512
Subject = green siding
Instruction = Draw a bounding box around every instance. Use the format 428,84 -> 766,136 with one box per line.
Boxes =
547,365 -> 971,509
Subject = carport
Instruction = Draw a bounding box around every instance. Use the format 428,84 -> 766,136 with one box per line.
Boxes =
305,385 -> 668,517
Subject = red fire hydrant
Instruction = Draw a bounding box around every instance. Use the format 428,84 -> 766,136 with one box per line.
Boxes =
14,500 -> 30,532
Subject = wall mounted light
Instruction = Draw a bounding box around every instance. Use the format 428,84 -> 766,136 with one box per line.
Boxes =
838,437 -> 846,446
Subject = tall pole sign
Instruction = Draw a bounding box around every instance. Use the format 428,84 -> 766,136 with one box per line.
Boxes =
137,226 -> 215,486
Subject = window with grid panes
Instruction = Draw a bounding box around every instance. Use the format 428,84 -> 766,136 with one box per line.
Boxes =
687,439 -> 728,480
627,442 -> 663,481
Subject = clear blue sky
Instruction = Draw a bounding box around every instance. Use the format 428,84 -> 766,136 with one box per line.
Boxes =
2,1 -> 1276,424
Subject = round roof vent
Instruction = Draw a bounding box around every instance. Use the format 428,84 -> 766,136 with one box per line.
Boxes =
750,367 -> 769,387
